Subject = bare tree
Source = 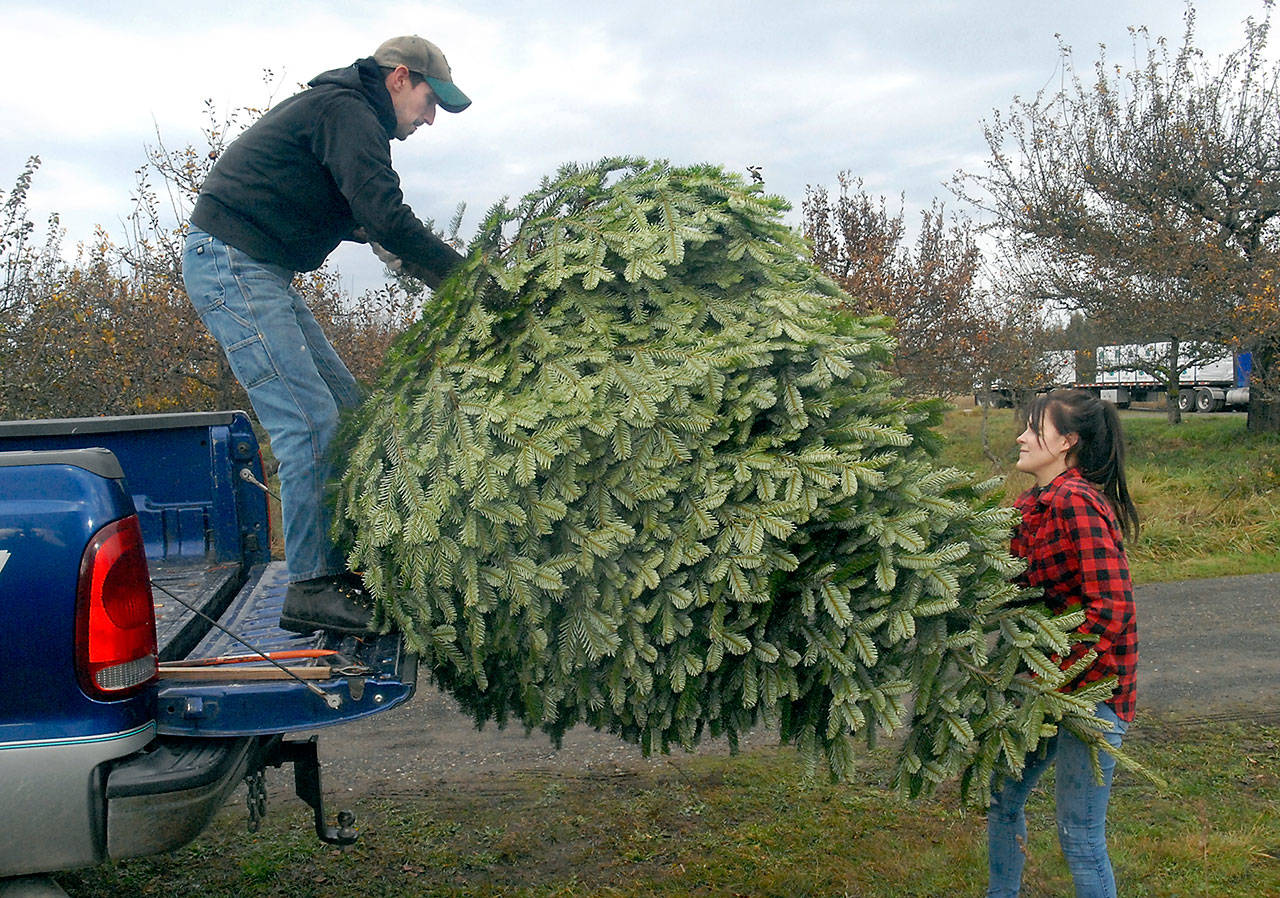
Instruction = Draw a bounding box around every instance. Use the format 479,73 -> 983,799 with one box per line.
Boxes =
804,175 -> 984,397
955,2 -> 1280,430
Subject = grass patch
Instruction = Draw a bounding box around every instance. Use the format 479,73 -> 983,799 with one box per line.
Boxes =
938,407 -> 1280,583
60,717 -> 1280,897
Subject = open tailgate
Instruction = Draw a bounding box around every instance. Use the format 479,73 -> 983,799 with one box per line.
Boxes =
153,561 -> 417,737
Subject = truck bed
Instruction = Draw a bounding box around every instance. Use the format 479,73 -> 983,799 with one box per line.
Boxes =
0,410 -> 417,737
152,559 -> 245,662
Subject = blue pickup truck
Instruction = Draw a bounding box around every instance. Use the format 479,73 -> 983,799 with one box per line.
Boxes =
0,410 -> 417,895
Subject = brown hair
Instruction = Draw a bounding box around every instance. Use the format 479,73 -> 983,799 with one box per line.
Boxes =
1026,389 -> 1140,541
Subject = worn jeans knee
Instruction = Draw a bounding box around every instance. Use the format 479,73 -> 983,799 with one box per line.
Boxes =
987,743 -> 1053,898
1054,704 -> 1127,898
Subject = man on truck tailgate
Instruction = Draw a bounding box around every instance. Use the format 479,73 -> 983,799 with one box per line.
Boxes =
182,35 -> 470,635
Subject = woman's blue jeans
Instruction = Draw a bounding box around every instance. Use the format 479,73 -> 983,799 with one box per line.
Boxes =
182,228 -> 362,583
987,703 -> 1129,898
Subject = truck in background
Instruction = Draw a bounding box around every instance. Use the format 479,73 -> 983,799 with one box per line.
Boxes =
977,343 -> 1252,413
1083,342 -> 1251,413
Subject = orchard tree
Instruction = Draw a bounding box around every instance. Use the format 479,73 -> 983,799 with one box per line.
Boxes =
980,214 -> 1246,424
0,152 -> 239,418
1058,312 -> 1099,383
803,175 -> 984,397
1236,262 -> 1280,374
0,188 -> 228,419
955,2 -> 1280,430
0,158 -> 61,326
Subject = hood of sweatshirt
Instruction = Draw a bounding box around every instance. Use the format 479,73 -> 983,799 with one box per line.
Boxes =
308,56 -> 398,139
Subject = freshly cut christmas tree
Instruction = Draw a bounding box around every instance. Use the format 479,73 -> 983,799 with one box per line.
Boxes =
333,158 -> 1119,803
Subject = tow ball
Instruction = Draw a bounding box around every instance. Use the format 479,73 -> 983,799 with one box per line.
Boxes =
250,736 -> 359,846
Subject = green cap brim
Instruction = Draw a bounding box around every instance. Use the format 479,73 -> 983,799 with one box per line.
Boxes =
427,76 -> 471,113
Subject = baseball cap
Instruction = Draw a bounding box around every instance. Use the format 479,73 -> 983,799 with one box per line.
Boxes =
373,35 -> 471,113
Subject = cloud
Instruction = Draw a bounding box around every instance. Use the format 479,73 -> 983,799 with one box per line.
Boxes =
31,157 -> 131,221
5,9 -> 265,142
2,2 -> 499,143
4,0 -> 1274,294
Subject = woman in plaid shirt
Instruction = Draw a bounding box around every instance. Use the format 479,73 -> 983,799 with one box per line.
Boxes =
987,390 -> 1140,898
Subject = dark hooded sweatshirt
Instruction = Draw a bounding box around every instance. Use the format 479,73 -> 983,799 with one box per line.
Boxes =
191,57 -> 461,279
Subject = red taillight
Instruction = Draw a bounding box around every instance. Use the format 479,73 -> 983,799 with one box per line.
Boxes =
76,515 -> 158,699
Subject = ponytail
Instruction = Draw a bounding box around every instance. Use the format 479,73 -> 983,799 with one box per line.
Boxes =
1026,389 -> 1140,541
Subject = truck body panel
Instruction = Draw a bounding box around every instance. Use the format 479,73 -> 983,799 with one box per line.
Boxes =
1092,342 -> 1238,387
0,457 -> 153,743
0,411 -> 416,881
0,411 -> 271,568
0,724 -> 155,875
1085,344 -> 1251,411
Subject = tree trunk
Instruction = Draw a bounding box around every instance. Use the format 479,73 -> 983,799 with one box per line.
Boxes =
1014,388 -> 1036,421
1247,388 -> 1280,433
1165,339 -> 1182,425
979,401 -> 1003,469
1246,348 -> 1279,434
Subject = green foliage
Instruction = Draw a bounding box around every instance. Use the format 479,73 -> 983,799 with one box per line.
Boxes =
334,158 -> 1118,803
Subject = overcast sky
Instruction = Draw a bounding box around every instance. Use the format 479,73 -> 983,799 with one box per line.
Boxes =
1,0 -> 1272,294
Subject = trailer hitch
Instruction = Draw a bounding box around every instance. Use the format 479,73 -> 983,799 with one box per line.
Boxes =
264,736 -> 358,846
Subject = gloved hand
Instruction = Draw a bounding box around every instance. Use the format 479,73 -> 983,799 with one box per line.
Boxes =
369,241 -> 404,274
402,243 -> 465,290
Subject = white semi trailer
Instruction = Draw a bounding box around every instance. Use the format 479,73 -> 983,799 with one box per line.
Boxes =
977,344 -> 1252,412
1082,343 -> 1250,413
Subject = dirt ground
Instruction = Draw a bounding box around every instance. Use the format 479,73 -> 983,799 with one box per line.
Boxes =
295,572 -> 1280,802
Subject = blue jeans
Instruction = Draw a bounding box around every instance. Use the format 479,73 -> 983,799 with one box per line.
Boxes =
182,228 -> 362,582
987,703 -> 1129,898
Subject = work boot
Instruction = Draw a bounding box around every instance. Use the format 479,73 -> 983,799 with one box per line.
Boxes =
280,573 -> 377,636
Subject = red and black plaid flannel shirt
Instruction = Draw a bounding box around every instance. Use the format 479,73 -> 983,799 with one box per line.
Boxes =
1011,468 -> 1137,722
